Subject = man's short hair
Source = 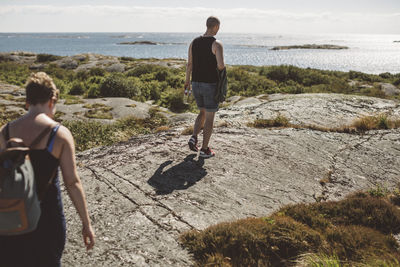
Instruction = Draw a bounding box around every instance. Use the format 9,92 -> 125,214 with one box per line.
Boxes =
206,16 -> 220,29
26,72 -> 59,105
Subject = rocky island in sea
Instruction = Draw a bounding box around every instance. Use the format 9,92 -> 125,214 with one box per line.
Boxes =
1,51 -> 400,266
118,41 -> 185,45
271,44 -> 349,50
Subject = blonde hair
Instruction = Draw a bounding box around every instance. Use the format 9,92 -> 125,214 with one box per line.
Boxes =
25,72 -> 59,105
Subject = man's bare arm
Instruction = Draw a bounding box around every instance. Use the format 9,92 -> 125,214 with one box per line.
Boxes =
213,40 -> 225,70
185,42 -> 193,90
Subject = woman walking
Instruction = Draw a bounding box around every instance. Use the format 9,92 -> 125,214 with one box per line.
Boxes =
0,72 -> 95,267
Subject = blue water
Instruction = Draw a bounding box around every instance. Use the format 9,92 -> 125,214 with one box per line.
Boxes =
1,32 -> 400,74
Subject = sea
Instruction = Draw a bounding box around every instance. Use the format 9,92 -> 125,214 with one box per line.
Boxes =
1,32 -> 399,74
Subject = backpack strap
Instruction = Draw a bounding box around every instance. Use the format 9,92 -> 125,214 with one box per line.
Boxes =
1,123 -> 11,148
46,124 -> 61,153
4,123 -> 10,141
29,125 -> 54,149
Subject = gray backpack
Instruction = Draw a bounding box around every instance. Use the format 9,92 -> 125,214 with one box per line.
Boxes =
0,124 -> 52,236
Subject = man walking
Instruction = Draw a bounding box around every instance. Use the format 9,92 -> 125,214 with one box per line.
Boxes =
185,16 -> 225,158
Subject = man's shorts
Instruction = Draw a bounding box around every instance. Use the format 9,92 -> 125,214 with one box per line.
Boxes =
191,82 -> 219,112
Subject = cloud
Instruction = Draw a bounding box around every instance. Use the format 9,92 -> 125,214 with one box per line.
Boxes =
0,5 -> 399,33
0,4 -> 395,20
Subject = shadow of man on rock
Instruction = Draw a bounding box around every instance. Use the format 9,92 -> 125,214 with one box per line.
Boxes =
147,154 -> 207,195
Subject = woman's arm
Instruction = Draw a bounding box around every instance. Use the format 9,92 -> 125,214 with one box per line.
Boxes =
58,126 -> 95,250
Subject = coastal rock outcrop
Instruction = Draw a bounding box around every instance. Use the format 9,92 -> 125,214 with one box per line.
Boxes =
381,83 -> 400,96
55,57 -> 79,69
60,93 -> 400,266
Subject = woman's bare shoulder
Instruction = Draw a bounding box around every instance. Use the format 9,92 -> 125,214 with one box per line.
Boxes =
56,125 -> 74,142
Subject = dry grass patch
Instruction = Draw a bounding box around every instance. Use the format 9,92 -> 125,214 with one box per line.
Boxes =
248,115 -> 290,128
181,188 -> 400,267
84,108 -> 113,119
219,102 -> 231,109
83,103 -> 113,119
248,114 -> 400,134
180,216 -> 325,267
83,103 -> 109,109
154,125 -> 170,133
319,170 -> 333,186
181,125 -> 194,135
258,94 -> 270,101
217,121 -> 230,128
126,103 -> 137,108
351,114 -> 400,132
54,111 -> 65,122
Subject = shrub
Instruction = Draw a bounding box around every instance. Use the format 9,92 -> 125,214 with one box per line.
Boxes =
89,67 -> 106,77
126,64 -> 165,77
69,81 -> 86,95
0,62 -> 31,86
228,67 -> 277,96
75,70 -> 90,81
160,88 -> 187,112
349,71 -> 383,83
261,65 -> 291,83
36,54 -> 62,63
379,72 -> 393,79
99,74 -> 140,98
85,84 -> 101,98
137,80 -> 165,101
43,64 -> 74,81
53,78 -> 71,95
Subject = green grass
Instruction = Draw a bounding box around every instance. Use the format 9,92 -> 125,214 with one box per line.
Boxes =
180,187 -> 400,267
0,94 -> 25,102
1,56 -> 399,116
62,95 -> 85,105
64,107 -> 168,151
0,109 -> 24,126
84,109 -> 113,119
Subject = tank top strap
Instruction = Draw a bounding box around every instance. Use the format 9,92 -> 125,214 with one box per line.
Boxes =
46,124 -> 61,153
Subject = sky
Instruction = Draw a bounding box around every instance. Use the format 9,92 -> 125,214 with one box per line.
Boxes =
0,0 -> 399,34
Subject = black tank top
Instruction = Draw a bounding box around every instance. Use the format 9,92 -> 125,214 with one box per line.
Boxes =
192,36 -> 218,83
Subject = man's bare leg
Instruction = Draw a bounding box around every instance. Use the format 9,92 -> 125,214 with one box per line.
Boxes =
201,111 -> 216,150
193,108 -> 205,136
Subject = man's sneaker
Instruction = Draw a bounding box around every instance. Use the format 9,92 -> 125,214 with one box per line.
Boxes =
188,135 -> 198,152
199,147 -> 215,158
